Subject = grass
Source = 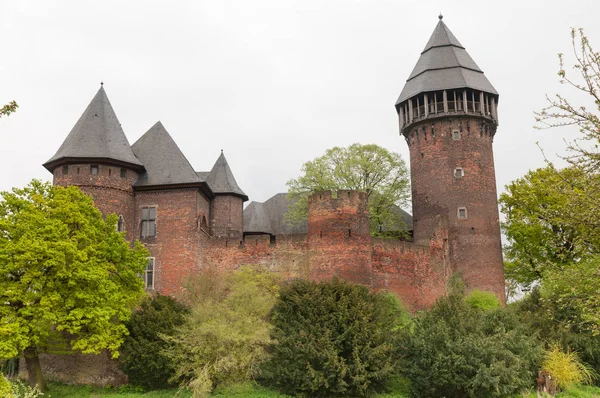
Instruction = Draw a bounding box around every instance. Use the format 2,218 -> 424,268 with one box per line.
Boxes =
41,382 -> 191,398
519,384 -> 600,397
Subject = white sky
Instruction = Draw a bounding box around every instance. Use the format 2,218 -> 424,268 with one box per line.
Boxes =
1,0 -> 599,208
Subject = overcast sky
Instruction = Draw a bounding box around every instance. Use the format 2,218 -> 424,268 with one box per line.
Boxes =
1,0 -> 599,209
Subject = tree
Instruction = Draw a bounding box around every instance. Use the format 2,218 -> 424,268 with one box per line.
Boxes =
286,143 -> 410,236
0,101 -> 17,118
499,165 -> 600,289
262,278 -> 406,397
0,180 -> 148,391
119,294 -> 189,390
163,265 -> 280,397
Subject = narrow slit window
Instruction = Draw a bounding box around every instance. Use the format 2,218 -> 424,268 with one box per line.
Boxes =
117,215 -> 125,232
90,165 -> 99,175
145,258 -> 154,289
120,168 -> 127,178
457,207 -> 468,220
62,165 -> 69,175
141,206 -> 157,237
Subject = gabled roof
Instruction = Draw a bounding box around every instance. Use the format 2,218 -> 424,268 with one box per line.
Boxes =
396,16 -> 498,105
44,86 -> 143,171
206,152 -> 248,201
132,121 -> 203,188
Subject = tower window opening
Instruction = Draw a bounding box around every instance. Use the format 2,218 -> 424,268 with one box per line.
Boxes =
120,168 -> 127,178
144,258 -> 154,290
452,130 -> 460,141
77,167 -> 80,174
90,165 -> 99,175
457,207 -> 468,220
454,168 -> 464,178
62,165 -> 69,175
117,215 -> 125,232
320,231 -> 323,238
108,168 -> 112,176
141,206 -> 157,237
348,229 -> 352,237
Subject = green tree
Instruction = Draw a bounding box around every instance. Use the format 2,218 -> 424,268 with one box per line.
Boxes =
401,294 -> 543,398
164,265 -> 280,397
119,294 -> 189,390
0,101 -> 18,118
0,180 -> 148,391
286,143 -> 410,236
499,165 -> 600,289
263,278 -> 406,397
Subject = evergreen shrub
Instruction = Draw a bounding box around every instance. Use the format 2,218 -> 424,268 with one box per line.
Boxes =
118,294 -> 189,390
401,294 -> 542,398
263,278 -> 407,397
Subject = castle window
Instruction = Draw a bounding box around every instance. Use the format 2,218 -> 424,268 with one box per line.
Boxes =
120,168 -> 127,178
62,165 -> 69,175
141,206 -> 157,237
457,207 -> 468,220
77,167 -> 80,174
108,168 -> 112,176
90,165 -> 99,175
454,168 -> 464,178
144,258 -> 154,289
117,215 -> 125,232
452,130 -> 460,141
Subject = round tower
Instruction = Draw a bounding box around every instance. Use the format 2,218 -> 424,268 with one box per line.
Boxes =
396,16 -> 505,301
43,85 -> 144,242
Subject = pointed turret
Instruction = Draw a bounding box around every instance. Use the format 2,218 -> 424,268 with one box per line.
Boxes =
132,121 -> 203,188
396,15 -> 499,135
44,86 -> 143,171
206,151 -> 248,201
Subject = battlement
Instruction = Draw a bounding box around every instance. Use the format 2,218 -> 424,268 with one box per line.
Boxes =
308,190 -> 367,205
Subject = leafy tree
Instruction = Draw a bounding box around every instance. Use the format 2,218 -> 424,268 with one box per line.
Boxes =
119,294 -> 189,390
163,265 -> 280,397
0,101 -> 17,118
465,289 -> 501,311
263,278 -> 406,397
0,180 -> 148,391
499,165 -> 600,289
286,143 -> 410,236
401,294 -> 542,398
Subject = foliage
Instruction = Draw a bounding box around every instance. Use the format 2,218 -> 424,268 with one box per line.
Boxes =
465,289 -> 501,311
41,381 -> 192,397
1,373 -> 14,398
535,28 -> 600,171
285,143 -> 410,236
542,343 -> 597,391
263,278 -> 407,397
0,101 -> 18,118
513,288 -> 600,380
9,379 -> 44,398
0,180 -> 149,389
119,294 -> 190,390
212,382 -> 292,397
401,294 -> 543,398
163,265 -> 280,397
499,166 -> 600,289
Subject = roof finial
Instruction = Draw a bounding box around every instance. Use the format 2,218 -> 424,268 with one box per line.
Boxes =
221,149 -> 223,154
100,81 -> 104,86
438,13 -> 443,20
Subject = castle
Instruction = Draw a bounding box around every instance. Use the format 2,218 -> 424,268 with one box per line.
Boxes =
44,16 -> 505,311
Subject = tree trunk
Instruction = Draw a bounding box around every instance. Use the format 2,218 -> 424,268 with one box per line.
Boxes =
23,346 -> 47,392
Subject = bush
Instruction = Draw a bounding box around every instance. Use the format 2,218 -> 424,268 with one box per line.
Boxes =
465,289 -> 501,310
262,278 -> 407,397
164,265 -> 280,397
0,373 -> 13,398
401,294 -> 543,398
118,294 -> 189,390
542,343 -> 597,391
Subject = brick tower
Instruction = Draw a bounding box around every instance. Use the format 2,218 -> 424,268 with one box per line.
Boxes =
43,85 -> 144,242
395,16 -> 505,301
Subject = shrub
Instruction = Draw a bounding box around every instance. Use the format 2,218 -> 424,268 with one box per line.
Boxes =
465,289 -> 501,310
118,294 -> 189,390
0,373 -> 13,398
262,278 -> 407,397
401,294 -> 543,398
164,265 -> 280,397
542,343 -> 597,391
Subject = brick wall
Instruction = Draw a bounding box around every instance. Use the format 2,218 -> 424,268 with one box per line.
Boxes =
211,195 -> 244,239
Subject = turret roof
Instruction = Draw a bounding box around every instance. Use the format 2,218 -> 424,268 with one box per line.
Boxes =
44,86 -> 143,171
206,152 -> 248,201
396,16 -> 498,105
132,121 -> 202,187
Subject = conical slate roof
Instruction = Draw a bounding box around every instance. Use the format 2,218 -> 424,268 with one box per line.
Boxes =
206,152 -> 248,201
396,16 -> 498,105
44,86 -> 143,171
132,121 -> 201,187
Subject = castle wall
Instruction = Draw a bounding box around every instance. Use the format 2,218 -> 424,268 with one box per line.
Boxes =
211,195 -> 244,239
53,163 -> 138,242
406,117 -> 505,302
134,188 -> 210,296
